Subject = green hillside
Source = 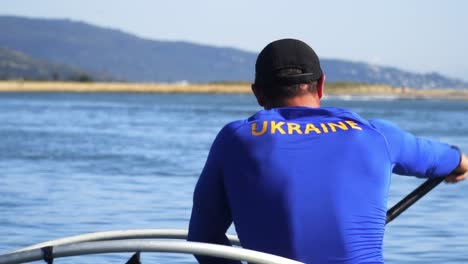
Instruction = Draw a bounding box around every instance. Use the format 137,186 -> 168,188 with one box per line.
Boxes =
0,47 -> 95,81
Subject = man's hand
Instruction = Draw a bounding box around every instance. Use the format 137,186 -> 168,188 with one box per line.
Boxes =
445,153 -> 468,183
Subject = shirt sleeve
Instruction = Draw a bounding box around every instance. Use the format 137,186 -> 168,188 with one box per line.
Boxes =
370,119 -> 461,178
187,127 -> 241,264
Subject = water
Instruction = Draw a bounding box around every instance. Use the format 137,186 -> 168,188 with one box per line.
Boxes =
0,92 -> 467,263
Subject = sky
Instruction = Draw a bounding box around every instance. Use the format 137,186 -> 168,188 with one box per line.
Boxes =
2,0 -> 468,81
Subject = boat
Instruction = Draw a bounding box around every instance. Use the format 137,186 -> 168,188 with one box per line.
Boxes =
0,229 -> 303,264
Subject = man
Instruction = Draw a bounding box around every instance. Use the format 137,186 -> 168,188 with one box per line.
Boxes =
188,38 -> 467,264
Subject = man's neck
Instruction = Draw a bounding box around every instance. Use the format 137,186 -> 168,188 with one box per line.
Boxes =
266,94 -> 321,109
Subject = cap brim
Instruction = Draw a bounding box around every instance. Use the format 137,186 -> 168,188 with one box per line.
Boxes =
275,72 -> 322,85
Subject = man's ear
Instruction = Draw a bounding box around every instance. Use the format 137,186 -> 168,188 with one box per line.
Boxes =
251,84 -> 265,107
317,74 -> 326,99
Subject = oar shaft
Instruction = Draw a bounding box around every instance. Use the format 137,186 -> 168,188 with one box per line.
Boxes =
386,177 -> 444,224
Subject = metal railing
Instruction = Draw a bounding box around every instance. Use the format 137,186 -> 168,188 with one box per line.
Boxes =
0,229 -> 303,264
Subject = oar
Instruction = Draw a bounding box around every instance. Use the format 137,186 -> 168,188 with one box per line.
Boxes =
386,177 -> 445,224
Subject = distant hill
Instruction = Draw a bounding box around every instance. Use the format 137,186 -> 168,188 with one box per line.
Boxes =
0,16 -> 254,83
0,15 -> 467,88
320,59 -> 468,89
0,47 -> 97,81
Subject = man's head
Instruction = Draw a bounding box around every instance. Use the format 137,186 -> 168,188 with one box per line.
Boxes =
252,39 -> 325,109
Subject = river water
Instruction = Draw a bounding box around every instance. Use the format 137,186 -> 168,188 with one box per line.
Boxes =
0,92 -> 467,263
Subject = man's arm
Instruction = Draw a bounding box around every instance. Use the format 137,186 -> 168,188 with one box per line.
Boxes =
188,129 -> 241,264
370,119 -> 463,179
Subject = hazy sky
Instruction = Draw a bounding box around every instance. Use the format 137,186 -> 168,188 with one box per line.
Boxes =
2,0 -> 468,81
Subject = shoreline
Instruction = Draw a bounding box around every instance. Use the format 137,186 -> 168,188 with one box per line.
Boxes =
0,81 -> 467,100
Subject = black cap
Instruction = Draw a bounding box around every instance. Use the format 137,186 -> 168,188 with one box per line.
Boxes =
254,38 -> 323,87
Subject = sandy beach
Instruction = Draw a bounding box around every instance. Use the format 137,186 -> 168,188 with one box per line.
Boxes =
0,81 -> 467,100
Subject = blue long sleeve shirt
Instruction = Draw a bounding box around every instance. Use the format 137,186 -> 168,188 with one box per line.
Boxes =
188,107 -> 461,264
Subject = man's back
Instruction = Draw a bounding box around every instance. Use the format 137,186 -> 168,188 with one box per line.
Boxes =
189,107 -> 397,263
223,107 -> 389,263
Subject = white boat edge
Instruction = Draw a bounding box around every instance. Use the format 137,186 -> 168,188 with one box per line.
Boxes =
12,229 -> 241,252
0,229 -> 302,264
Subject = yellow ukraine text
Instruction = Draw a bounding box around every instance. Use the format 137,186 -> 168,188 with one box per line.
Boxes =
328,122 -> 349,132
320,123 -> 329,133
250,120 -> 363,136
271,121 -> 286,134
287,123 -> 303,134
304,123 -> 322,134
345,120 -> 363,130
252,121 -> 268,136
